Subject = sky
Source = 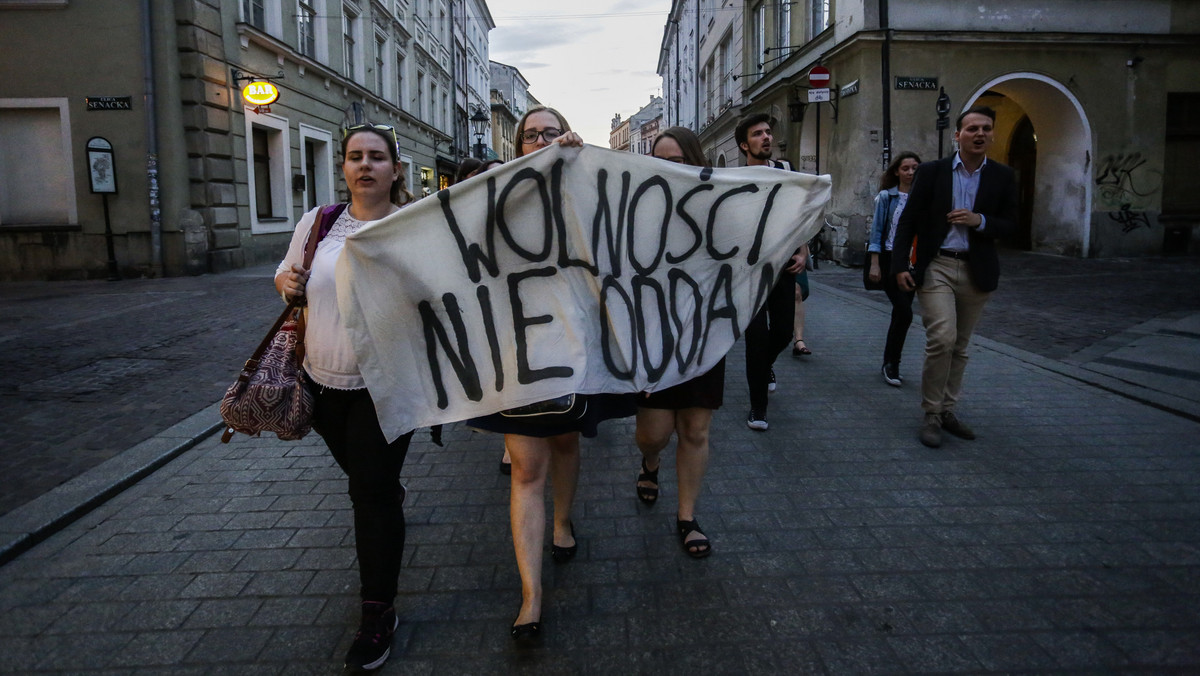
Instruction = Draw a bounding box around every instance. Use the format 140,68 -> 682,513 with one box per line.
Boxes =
486,1 -> 671,147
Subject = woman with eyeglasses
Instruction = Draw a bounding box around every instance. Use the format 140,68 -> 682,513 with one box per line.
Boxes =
274,122 -> 415,672
633,127 -> 724,559
466,105 -> 636,646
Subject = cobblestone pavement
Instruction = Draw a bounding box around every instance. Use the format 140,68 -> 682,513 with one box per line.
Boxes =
0,274 -> 1198,673
0,265 -> 281,517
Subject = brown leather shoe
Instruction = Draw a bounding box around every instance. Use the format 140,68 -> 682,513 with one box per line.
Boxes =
940,411 -> 976,440
919,413 -> 942,448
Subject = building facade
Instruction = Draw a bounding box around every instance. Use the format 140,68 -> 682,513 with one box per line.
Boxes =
0,0 -> 489,280
661,0 -> 1200,259
609,114 -> 631,151
488,60 -> 532,162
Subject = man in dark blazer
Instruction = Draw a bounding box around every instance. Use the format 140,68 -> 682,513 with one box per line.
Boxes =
891,105 -> 1019,448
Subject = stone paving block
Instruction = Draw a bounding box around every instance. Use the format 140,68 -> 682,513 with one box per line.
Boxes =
121,599 -> 201,631
184,626 -> 274,663
31,631 -> 134,671
182,598 -> 263,629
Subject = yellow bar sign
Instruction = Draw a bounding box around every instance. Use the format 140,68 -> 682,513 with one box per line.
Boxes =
242,82 -> 280,106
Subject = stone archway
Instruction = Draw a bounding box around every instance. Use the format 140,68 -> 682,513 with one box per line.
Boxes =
967,74 -> 1093,256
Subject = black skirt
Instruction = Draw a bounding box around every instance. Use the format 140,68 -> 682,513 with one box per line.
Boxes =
638,358 -> 726,411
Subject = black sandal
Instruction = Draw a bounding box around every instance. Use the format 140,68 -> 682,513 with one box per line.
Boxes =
676,518 -> 712,559
636,458 -> 659,504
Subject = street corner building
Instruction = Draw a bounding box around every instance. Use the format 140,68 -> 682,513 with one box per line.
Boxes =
657,0 -> 1200,262
0,0 -> 527,281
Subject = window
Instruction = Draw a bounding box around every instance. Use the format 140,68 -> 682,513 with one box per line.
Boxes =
719,33 -> 733,105
417,71 -> 426,120
395,50 -> 406,108
374,31 -> 388,95
243,110 -> 293,233
299,124 -> 334,211
431,82 -> 439,128
342,4 -> 360,81
242,0 -> 283,36
808,0 -> 830,40
243,0 -> 265,28
297,0 -> 316,56
777,0 -> 791,57
751,2 -> 765,80
0,99 -> 77,226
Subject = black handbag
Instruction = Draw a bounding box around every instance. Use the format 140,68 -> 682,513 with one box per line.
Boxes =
500,394 -> 588,424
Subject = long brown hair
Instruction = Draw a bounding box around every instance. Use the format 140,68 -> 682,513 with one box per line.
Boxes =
652,127 -> 710,168
514,106 -> 571,158
879,151 -> 921,191
341,125 -> 414,206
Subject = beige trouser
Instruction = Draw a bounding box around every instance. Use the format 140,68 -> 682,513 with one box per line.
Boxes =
916,255 -> 991,415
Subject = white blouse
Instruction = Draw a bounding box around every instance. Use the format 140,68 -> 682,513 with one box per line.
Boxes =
275,206 -> 380,390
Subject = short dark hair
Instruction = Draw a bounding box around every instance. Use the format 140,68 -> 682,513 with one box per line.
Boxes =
454,158 -> 482,184
652,127 -> 710,168
735,113 -> 772,149
956,105 -> 996,131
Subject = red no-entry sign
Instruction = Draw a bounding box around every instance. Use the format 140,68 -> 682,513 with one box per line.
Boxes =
809,66 -> 831,88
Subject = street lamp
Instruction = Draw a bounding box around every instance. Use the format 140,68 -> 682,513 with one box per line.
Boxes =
470,105 -> 490,160
935,87 -> 951,158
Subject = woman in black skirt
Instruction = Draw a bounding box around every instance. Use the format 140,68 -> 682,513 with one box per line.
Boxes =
466,106 -> 636,645
633,127 -> 725,559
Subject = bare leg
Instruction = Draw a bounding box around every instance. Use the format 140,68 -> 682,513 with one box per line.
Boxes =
507,433 -> 551,626
634,408 -> 673,495
673,407 -> 712,526
793,283 -> 807,348
547,432 -> 580,550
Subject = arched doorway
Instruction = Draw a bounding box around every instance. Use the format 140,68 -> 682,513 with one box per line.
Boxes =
966,74 -> 1092,256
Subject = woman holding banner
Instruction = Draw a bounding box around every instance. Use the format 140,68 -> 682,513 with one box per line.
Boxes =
467,106 -> 635,646
634,127 -> 724,559
274,123 -> 415,672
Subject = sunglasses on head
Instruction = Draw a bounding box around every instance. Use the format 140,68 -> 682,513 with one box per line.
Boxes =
343,123 -> 400,155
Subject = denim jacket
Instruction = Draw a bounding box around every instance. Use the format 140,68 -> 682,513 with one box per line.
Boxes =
868,187 -> 902,253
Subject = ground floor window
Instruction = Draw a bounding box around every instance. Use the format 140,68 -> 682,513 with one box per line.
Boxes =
244,110 -> 292,233
0,99 -> 77,226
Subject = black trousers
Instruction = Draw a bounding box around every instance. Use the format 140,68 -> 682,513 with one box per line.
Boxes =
878,250 -> 916,367
307,380 -> 413,604
744,273 -> 796,413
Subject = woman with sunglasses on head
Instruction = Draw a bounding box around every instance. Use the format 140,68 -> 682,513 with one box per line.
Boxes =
466,106 -> 636,645
275,123 -> 415,672
633,127 -> 724,559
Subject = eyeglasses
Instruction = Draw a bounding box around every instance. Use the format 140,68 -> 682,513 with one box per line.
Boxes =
521,127 -> 562,144
343,123 -> 400,155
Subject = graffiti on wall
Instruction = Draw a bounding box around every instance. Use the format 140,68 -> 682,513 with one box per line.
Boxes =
1095,152 -> 1158,234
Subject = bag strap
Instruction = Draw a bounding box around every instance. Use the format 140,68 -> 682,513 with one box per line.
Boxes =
244,203 -> 348,379
302,203 -> 349,269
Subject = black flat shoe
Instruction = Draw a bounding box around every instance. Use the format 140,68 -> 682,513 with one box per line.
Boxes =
636,458 -> 659,504
550,521 -> 577,563
510,621 -> 542,647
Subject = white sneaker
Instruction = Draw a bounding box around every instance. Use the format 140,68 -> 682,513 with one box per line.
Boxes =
767,368 -> 777,393
746,410 -> 768,431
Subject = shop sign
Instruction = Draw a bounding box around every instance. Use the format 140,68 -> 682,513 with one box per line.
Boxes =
242,81 -> 280,106
86,96 -> 132,111
895,76 -> 938,91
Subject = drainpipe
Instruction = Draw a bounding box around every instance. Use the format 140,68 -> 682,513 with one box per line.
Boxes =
694,0 -> 700,129
140,0 -> 163,276
880,0 -> 892,171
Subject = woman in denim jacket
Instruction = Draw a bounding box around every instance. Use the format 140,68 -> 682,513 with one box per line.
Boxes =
867,151 -> 921,387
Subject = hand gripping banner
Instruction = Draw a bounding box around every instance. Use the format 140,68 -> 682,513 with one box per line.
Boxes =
337,144 -> 831,441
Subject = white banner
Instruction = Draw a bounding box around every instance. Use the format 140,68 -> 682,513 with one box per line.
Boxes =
337,143 -> 830,441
